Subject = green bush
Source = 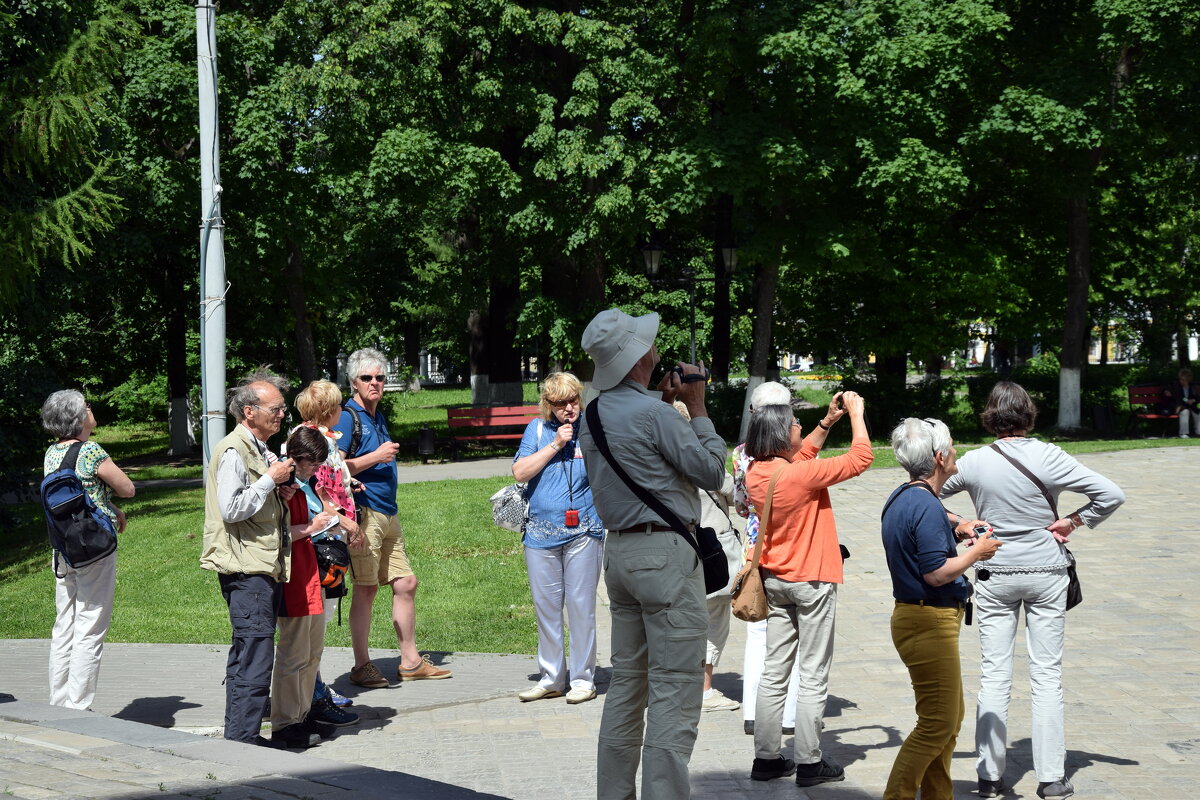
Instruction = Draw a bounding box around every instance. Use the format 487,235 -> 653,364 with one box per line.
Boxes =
102,373 -> 169,422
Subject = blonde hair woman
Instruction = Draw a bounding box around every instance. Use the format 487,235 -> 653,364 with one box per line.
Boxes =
511,372 -> 604,704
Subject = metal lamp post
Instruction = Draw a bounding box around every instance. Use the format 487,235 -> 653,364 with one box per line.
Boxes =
643,242 -> 737,365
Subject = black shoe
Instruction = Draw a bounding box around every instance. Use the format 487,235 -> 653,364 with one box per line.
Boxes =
1037,780 -> 1074,799
298,715 -> 337,740
795,759 -> 845,787
978,777 -> 1006,797
782,726 -> 795,735
270,724 -> 320,749
743,720 -> 755,735
250,735 -> 274,748
751,756 -> 796,781
308,695 -> 359,727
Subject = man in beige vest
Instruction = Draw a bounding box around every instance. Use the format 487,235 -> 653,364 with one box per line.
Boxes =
201,372 -> 297,746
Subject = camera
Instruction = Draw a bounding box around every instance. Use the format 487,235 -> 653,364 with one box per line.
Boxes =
672,365 -> 710,384
973,524 -> 989,536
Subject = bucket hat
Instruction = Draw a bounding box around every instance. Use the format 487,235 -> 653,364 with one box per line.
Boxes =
582,309 -> 659,391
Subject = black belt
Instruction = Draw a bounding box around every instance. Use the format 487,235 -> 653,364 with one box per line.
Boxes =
896,597 -> 972,625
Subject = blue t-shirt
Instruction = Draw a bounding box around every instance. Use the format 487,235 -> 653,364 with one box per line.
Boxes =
333,399 -> 398,516
881,484 -> 971,603
513,418 -> 603,549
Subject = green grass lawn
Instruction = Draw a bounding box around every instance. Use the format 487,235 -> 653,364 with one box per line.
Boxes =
0,476 -> 536,655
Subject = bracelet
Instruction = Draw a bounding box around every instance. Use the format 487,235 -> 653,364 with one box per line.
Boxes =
1069,513 -> 1083,530
817,420 -> 830,431
550,441 -> 562,451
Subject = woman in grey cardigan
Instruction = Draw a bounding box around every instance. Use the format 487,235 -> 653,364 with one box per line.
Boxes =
941,382 -> 1124,800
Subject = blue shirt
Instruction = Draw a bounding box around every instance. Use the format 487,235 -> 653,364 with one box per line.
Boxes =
333,399 -> 397,516
881,484 -> 971,603
514,418 -> 603,549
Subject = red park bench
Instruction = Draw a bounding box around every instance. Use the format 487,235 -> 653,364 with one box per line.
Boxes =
446,404 -> 540,460
1125,384 -> 1177,437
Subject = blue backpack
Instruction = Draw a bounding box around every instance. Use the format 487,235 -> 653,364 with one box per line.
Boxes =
39,442 -> 117,573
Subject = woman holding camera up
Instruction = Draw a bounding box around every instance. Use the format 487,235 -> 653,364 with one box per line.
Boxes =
511,372 -> 604,705
743,391 -> 872,786
941,382 -> 1124,800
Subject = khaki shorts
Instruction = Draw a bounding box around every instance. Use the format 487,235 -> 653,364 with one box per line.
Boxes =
349,506 -> 413,586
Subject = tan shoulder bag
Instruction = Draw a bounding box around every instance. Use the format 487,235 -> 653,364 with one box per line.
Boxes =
730,468 -> 782,622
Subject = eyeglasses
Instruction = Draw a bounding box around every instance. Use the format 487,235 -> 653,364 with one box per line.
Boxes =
549,396 -> 581,408
254,404 -> 287,415
358,374 -> 387,383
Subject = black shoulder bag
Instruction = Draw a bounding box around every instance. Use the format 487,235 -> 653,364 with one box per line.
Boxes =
585,399 -> 730,595
988,443 -> 1082,610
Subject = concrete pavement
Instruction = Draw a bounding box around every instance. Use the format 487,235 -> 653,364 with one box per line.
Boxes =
3,447 -> 1198,799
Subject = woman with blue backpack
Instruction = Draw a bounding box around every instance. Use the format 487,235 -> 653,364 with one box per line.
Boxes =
40,389 -> 135,711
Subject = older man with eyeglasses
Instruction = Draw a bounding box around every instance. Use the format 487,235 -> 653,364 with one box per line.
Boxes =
334,347 -> 451,689
201,369 -> 299,746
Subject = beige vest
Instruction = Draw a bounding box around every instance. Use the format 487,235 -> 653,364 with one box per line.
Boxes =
200,426 -> 291,581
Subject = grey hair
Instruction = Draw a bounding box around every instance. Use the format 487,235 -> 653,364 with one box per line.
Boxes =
347,348 -> 388,385
227,367 -> 291,421
41,390 -> 88,439
750,381 -> 791,411
744,404 -> 794,460
891,417 -> 953,480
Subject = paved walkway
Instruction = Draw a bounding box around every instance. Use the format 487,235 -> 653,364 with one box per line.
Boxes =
3,448 -> 1198,799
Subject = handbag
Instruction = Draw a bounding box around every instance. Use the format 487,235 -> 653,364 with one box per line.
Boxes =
703,489 -> 743,599
584,399 -> 730,595
989,443 -> 1083,611
730,469 -> 781,622
490,483 -> 528,533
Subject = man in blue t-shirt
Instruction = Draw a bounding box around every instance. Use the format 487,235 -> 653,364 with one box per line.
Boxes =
334,348 -> 451,688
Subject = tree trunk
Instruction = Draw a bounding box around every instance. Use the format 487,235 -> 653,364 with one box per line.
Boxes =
712,193 -> 734,383
485,272 -> 522,404
1058,191 -> 1090,430
285,237 -> 318,385
739,207 -> 785,441
165,255 -> 194,455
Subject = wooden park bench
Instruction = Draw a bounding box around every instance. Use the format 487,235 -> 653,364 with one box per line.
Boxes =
446,404 -> 540,460
1126,384 -> 1177,437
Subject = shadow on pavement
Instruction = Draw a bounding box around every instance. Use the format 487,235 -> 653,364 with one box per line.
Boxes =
114,695 -> 202,727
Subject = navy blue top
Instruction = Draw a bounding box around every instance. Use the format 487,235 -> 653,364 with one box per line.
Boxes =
333,399 -> 397,516
881,484 -> 971,603
513,418 -> 602,549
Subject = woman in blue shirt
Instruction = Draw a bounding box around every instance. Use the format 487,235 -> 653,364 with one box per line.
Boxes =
511,372 -> 604,704
880,418 -> 1000,800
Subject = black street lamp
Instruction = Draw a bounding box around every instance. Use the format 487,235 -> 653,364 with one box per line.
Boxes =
643,243 -> 737,365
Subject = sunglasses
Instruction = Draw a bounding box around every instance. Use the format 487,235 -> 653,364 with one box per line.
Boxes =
549,396 -> 581,408
358,374 -> 387,383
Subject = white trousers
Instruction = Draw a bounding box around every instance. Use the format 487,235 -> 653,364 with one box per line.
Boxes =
975,568 -> 1069,783
705,595 -> 730,667
754,576 -> 837,765
524,534 -> 602,691
742,618 -> 800,726
1180,408 -> 1200,436
49,553 -> 117,710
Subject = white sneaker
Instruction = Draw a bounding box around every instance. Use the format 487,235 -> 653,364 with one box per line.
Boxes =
565,687 -> 597,704
518,686 -> 564,702
702,689 -> 741,712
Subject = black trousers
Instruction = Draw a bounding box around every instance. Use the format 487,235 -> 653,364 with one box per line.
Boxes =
218,572 -> 281,742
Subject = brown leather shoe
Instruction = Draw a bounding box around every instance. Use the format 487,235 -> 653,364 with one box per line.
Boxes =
349,660 -> 390,688
398,654 -> 452,680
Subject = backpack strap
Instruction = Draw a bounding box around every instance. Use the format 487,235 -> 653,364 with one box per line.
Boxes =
343,403 -> 363,459
61,441 -> 85,474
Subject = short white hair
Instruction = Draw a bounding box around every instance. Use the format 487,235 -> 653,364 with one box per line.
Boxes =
347,348 -> 387,386
891,417 -> 953,480
750,381 -> 791,411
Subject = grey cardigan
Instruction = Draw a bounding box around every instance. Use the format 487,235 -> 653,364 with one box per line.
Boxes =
940,438 -> 1125,572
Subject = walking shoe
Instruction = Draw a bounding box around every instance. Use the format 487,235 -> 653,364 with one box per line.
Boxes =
327,686 -> 353,707
701,689 -> 741,712
308,695 -> 359,727
566,687 -> 597,704
270,725 -> 320,750
518,685 -> 565,702
782,726 -> 795,735
1037,779 -> 1074,799
978,777 -> 1006,797
744,720 -> 755,735
794,759 -> 845,787
298,716 -> 337,740
398,654 -> 452,680
751,756 -> 796,781
350,660 -> 390,688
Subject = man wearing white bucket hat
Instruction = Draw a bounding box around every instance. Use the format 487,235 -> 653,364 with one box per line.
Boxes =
579,308 -> 728,800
